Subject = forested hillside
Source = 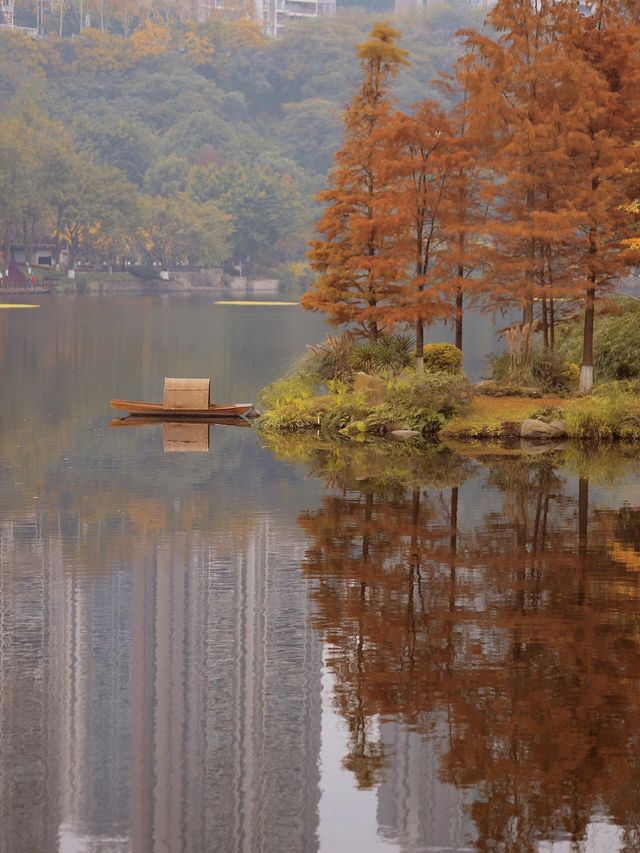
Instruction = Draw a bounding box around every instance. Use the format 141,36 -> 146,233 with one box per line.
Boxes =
0,3 -> 485,277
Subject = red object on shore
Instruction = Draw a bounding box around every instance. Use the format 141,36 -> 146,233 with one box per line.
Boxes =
5,261 -> 28,287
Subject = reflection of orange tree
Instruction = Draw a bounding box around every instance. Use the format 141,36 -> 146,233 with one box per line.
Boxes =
299,457 -> 640,849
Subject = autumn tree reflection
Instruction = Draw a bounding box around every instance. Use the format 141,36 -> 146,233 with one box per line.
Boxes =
299,452 -> 640,851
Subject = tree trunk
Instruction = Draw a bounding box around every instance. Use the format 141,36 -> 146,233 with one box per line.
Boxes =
580,286 -> 596,393
549,297 -> 555,352
541,296 -> 549,350
455,281 -> 463,352
415,319 -> 424,374
577,477 -> 589,607
449,485 -> 458,556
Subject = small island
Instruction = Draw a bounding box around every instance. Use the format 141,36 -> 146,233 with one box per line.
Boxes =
259,22 -> 640,446
257,306 -> 640,445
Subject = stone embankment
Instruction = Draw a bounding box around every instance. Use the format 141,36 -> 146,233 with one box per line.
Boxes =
55,269 -> 280,295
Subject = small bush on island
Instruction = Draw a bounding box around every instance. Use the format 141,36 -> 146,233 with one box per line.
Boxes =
531,351 -> 580,393
422,343 -> 462,374
488,348 -> 579,393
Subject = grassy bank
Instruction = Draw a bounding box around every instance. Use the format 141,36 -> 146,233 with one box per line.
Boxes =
441,389 -> 640,442
257,335 -> 640,444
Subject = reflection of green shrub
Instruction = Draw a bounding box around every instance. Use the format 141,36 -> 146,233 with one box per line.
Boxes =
423,342 -> 462,373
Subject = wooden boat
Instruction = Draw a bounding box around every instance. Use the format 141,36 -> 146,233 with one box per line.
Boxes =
111,378 -> 256,419
110,400 -> 255,418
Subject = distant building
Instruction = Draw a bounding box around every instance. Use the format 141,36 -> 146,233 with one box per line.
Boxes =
394,0 -> 493,14
10,244 -> 57,266
0,0 -> 39,36
377,718 -> 477,851
257,0 -> 336,39
190,0 -> 336,39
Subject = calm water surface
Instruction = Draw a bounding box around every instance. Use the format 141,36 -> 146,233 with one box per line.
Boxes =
1,295 -> 639,853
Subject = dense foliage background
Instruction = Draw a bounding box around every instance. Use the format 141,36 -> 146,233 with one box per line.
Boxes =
0,3 -> 485,275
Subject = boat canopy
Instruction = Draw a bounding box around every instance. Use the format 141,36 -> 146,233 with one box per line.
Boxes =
163,378 -> 210,411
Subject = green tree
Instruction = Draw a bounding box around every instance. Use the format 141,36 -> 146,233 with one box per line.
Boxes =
141,193 -> 232,269
191,162 -> 303,271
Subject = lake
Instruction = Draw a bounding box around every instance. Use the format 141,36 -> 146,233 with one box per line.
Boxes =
1,295 -> 639,853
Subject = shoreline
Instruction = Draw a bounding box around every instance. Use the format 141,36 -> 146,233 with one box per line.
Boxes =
257,388 -> 640,445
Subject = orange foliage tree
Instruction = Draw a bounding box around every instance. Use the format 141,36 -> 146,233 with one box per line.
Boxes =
559,0 -> 640,391
462,0 -> 588,339
302,23 -> 408,340
373,99 -> 454,371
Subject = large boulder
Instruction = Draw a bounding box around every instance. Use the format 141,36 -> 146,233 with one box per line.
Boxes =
354,372 -> 387,406
390,429 -> 421,439
520,418 -> 567,440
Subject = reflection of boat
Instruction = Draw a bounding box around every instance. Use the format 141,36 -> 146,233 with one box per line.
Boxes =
110,378 -> 256,419
110,416 -> 251,452
163,422 -> 209,452
110,415 -> 252,428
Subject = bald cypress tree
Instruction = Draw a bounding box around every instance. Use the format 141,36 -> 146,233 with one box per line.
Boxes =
560,0 -> 640,391
302,23 -> 409,340
373,99 -> 454,372
463,0 -> 585,338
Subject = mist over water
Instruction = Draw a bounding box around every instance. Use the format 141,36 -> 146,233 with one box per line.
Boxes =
1,295 -> 639,853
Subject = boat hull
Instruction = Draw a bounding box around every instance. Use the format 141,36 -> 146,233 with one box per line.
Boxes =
110,400 -> 255,418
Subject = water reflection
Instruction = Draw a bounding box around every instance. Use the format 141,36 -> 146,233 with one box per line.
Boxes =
110,417 -> 252,452
0,505 -> 322,852
3,296 -> 640,851
283,437 -> 640,851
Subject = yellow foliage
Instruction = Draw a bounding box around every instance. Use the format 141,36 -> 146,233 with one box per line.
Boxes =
72,29 -> 132,72
610,541 -> 640,573
226,17 -> 269,50
181,29 -> 215,64
130,19 -> 172,60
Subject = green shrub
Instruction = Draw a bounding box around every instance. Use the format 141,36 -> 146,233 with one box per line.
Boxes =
257,372 -> 319,431
130,265 -> 160,280
530,351 -> 580,393
556,296 -> 640,381
487,350 -> 523,384
488,348 -> 579,393
377,371 -> 473,430
304,334 -> 414,382
423,342 -> 462,374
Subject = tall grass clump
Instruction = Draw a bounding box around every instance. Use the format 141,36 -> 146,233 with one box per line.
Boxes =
305,333 -> 413,382
564,386 -> 640,441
